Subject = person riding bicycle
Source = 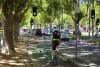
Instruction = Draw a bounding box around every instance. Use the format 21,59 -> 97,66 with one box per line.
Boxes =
51,26 -> 61,61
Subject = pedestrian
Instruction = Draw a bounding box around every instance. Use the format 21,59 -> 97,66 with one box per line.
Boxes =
51,26 -> 61,61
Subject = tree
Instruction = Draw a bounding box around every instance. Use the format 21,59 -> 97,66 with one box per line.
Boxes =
1,0 -> 29,54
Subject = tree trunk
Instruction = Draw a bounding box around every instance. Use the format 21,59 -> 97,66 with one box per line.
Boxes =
3,21 -> 16,54
14,22 -> 20,43
1,0 -> 28,55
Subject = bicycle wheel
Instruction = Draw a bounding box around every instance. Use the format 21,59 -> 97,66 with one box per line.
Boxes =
52,55 -> 58,65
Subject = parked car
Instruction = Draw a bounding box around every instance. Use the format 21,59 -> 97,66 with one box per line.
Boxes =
35,29 -> 42,36
61,30 -> 70,41
95,29 -> 100,38
42,27 -> 51,36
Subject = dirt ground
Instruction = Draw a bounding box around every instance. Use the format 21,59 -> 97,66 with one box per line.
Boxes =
0,37 -> 39,67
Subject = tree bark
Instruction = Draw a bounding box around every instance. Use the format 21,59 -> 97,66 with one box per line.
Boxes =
14,22 -> 20,43
1,0 -> 28,55
4,21 -> 16,54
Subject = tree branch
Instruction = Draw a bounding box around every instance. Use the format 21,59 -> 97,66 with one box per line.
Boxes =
13,0 -> 30,23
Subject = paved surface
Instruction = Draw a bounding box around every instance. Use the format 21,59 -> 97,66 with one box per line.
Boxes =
23,33 -> 75,67
26,43 -> 75,67
59,41 -> 100,67
23,33 -> 100,67
65,40 -> 100,65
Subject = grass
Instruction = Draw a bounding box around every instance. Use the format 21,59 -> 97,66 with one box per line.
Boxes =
69,34 -> 90,40
88,39 -> 100,45
69,34 -> 100,45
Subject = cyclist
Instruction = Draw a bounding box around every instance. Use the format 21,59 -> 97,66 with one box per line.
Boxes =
51,26 -> 61,61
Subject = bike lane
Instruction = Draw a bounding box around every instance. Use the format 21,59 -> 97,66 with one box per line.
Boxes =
26,42 -> 75,67
23,33 -> 100,67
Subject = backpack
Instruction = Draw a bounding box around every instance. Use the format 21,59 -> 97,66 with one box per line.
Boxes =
53,30 -> 60,39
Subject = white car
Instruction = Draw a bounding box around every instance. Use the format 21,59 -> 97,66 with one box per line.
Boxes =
95,30 -> 100,38
61,30 -> 70,41
42,27 -> 51,36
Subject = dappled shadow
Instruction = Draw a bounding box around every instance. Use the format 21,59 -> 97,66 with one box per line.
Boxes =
0,37 -> 40,67
28,42 -> 76,67
0,52 -> 29,67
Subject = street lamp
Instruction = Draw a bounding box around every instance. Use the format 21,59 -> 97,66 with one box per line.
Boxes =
74,0 -> 80,60
91,0 -> 95,39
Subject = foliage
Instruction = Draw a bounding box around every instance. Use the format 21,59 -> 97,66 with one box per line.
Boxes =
1,0 -> 30,54
20,8 -> 32,27
76,12 -> 84,23
79,0 -> 100,28
20,0 -> 100,29
21,0 -> 75,27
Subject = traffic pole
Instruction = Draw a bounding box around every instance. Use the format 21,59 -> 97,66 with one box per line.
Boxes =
74,0 -> 80,60
91,0 -> 95,40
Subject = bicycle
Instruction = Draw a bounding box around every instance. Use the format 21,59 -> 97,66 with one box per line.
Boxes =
52,50 -> 59,65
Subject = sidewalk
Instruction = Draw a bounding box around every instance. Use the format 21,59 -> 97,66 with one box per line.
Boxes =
0,32 -> 39,67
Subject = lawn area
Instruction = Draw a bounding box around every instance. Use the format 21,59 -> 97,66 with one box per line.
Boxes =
69,33 -> 100,46
88,39 -> 100,45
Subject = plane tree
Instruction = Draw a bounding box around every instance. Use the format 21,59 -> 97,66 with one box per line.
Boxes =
1,0 -> 29,54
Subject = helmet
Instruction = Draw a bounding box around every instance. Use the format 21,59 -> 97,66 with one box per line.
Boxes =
53,26 -> 58,32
